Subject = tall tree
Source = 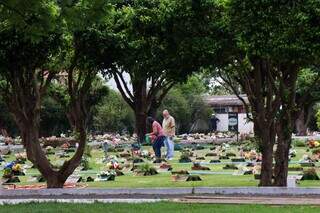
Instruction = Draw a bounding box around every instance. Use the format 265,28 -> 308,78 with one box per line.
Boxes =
215,0 -> 320,186
78,0 -> 225,142
0,0 -> 113,188
0,0 -> 66,187
294,67 -> 320,136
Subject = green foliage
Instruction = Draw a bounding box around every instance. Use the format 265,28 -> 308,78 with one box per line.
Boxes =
0,96 -> 18,136
158,75 -> 212,134
228,0 -> 320,64
293,139 -> 306,147
316,109 -> 320,130
312,148 -> 320,155
40,96 -> 70,137
136,163 -> 158,176
301,168 -> 320,181
242,137 -> 260,152
93,90 -> 134,134
80,157 -> 90,171
84,145 -> 92,158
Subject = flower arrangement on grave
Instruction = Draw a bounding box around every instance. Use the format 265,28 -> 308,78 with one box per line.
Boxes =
312,148 -> 320,155
159,162 -> 172,170
171,170 -> 189,182
107,160 -> 122,170
97,171 -> 116,181
134,163 -> 158,176
308,140 -> 320,148
3,167 -> 12,178
191,162 -> 210,171
15,152 -> 27,164
61,142 -> 70,149
179,150 -> 192,163
2,161 -> 25,179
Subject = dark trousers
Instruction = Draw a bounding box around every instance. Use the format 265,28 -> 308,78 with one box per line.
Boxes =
152,136 -> 165,158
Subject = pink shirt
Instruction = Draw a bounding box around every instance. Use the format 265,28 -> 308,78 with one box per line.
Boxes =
151,121 -> 164,137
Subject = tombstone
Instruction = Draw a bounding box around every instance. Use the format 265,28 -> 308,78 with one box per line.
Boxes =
66,175 -> 82,183
223,164 -> 238,170
300,162 -> 315,167
86,176 -> 94,182
231,158 -> 246,162
205,153 -> 218,157
186,175 -> 202,181
96,172 -> 116,181
191,162 -> 210,171
196,157 -> 205,160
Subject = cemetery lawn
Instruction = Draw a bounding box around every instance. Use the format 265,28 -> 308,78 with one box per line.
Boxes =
3,145 -> 320,188
2,202 -> 320,213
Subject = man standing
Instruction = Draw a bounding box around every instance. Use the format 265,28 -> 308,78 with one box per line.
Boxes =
210,113 -> 220,132
162,110 -> 175,160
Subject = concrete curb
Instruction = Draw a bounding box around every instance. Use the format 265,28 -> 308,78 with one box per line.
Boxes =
1,187 -> 320,197
0,198 -> 166,205
193,187 -> 320,195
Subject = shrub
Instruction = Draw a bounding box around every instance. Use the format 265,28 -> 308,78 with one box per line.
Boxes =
136,163 -> 158,176
293,139 -> 306,147
312,148 -> 320,155
301,168 -> 320,180
179,154 -> 192,163
288,165 -> 303,171
80,157 -> 90,171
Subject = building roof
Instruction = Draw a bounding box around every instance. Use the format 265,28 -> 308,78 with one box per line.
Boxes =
204,95 -> 249,106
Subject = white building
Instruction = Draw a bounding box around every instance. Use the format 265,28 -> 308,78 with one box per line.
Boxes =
204,95 -> 254,135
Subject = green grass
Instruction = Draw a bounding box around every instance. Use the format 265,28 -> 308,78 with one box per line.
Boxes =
85,173 -> 258,188
3,144 -> 320,188
1,202 -> 320,213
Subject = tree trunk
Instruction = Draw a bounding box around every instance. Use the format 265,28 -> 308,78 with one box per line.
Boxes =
258,128 -> 275,186
133,81 -> 148,143
148,98 -> 159,118
46,172 -> 65,188
295,109 -> 307,136
273,134 -> 290,186
260,146 -> 274,186
135,107 -> 147,143
21,123 -> 55,178
273,65 -> 298,187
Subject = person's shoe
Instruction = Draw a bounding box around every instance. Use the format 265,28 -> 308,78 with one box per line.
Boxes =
167,157 -> 173,161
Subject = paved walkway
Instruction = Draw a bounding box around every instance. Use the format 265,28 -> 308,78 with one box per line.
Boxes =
1,195 -> 320,205
176,195 -> 320,205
